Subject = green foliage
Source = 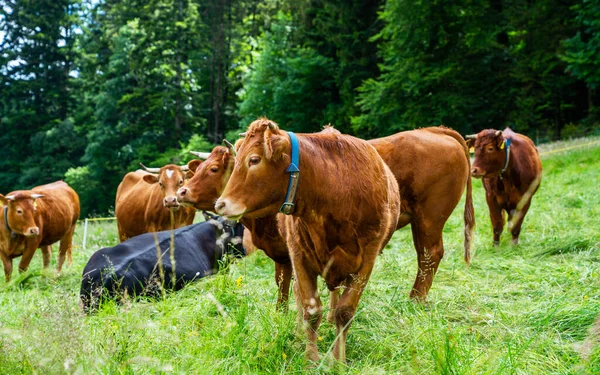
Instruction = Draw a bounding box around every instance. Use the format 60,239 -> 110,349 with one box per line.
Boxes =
238,13 -> 337,132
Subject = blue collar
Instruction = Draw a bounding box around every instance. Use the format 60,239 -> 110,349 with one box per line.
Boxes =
279,132 -> 300,215
4,206 -> 13,234
500,138 -> 512,178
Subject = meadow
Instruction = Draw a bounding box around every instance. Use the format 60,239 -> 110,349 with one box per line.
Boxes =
1,138 -> 600,374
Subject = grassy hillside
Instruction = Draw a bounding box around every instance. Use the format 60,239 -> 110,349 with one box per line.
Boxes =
1,139 -> 600,374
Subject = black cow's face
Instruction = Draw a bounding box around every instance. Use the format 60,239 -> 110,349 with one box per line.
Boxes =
468,130 -> 507,178
0,192 -> 42,236
202,211 -> 246,258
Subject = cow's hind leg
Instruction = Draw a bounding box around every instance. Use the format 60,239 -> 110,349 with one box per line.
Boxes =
510,200 -> 532,245
275,262 -> 293,310
41,245 -> 52,268
57,225 -> 76,273
409,220 -> 444,301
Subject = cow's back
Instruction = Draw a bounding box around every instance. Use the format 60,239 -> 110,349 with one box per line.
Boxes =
369,127 -> 469,221
33,181 -> 80,247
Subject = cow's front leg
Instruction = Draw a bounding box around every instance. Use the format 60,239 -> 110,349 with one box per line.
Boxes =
292,259 -> 322,363
274,261 -> 293,310
485,193 -> 505,246
18,246 -> 37,273
1,251 -> 13,282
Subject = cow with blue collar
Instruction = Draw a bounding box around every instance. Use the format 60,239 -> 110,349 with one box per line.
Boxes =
80,212 -> 245,312
466,127 -> 542,246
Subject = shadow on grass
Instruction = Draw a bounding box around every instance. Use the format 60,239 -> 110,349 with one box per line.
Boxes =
536,238 -> 599,257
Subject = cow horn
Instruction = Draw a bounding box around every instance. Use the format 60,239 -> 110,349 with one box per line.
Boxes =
223,139 -> 236,156
495,130 -> 503,137
139,163 -> 161,173
239,132 -> 247,137
267,121 -> 277,130
30,194 -> 44,199
465,134 -> 478,139
190,151 -> 211,160
180,165 -> 189,171
5,195 -> 15,201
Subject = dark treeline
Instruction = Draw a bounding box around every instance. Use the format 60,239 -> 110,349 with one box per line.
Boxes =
1,0 -> 599,216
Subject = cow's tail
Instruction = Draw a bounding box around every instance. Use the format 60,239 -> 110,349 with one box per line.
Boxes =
436,126 -> 475,264
463,167 -> 475,265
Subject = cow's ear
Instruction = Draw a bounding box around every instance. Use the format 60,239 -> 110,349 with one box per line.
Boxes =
264,129 -> 287,161
187,159 -> 202,173
142,174 -> 159,184
0,194 -> 5,207
465,138 -> 475,150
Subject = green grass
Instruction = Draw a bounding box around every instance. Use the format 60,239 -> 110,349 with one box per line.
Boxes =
1,140 -> 600,374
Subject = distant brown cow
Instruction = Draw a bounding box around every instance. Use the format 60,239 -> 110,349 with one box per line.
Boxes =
215,118 -> 400,362
0,181 -> 80,282
466,127 -> 542,245
115,163 -> 200,241
177,145 -> 293,308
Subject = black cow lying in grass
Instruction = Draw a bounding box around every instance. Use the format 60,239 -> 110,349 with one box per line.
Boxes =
80,212 -> 245,312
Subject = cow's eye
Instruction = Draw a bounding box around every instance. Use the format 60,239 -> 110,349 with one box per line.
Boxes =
179,179 -> 183,186
16,209 -> 23,215
487,146 -> 495,152
249,156 -> 261,166
210,167 -> 219,173
159,181 -> 164,188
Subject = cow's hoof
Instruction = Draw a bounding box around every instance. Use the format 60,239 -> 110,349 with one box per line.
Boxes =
493,241 -> 500,247
512,238 -> 519,245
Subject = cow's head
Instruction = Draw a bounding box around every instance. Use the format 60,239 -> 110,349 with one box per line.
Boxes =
139,163 -> 197,210
466,129 -> 507,178
0,191 -> 44,236
177,143 -> 235,211
215,118 -> 291,220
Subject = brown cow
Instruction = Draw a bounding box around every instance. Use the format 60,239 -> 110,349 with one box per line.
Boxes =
369,127 -> 474,299
115,163 -> 199,241
466,127 -> 542,245
177,145 -> 293,308
178,126 -> 475,309
215,118 -> 400,363
0,181 -> 80,282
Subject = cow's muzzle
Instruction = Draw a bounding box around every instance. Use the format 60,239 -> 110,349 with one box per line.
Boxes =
471,167 -> 485,179
25,226 -> 40,237
176,187 -> 194,205
164,196 -> 180,210
214,198 -> 245,220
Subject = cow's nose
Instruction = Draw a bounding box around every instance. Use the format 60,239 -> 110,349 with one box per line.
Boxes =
27,227 -> 39,236
471,167 -> 484,178
177,187 -> 188,198
164,196 -> 179,207
215,199 -> 226,214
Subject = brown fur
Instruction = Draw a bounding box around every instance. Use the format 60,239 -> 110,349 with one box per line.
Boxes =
216,118 -> 400,362
466,127 -> 542,245
368,126 -> 475,299
0,181 -> 80,282
115,164 -> 196,242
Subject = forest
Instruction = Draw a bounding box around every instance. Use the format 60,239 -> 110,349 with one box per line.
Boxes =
1,0 -> 599,216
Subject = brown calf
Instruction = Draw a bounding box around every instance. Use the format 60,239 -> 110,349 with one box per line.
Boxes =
466,127 -> 542,245
215,118 -> 400,362
0,181 -> 80,282
115,163 -> 199,241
